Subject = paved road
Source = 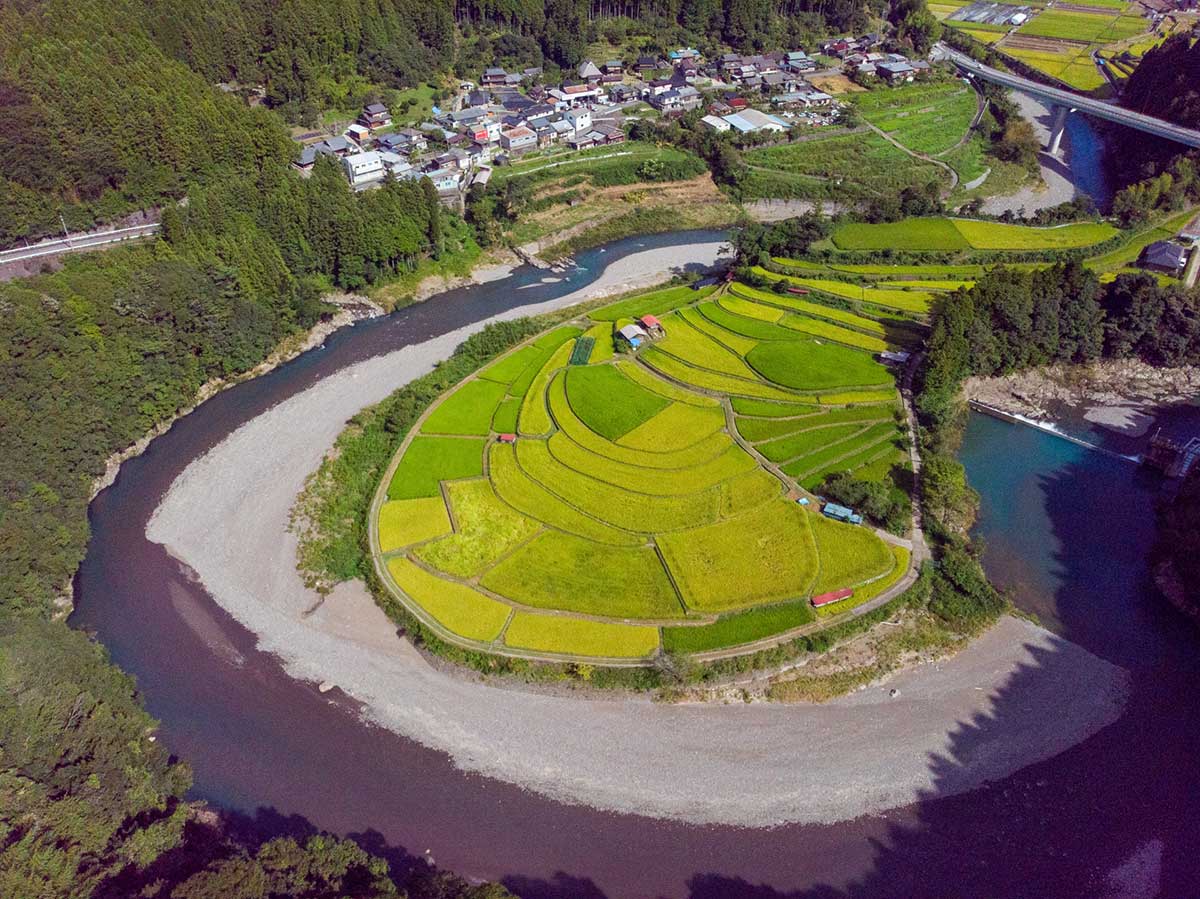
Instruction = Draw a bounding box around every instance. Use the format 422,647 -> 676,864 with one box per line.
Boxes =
0,223 -> 161,264
938,44 -> 1200,149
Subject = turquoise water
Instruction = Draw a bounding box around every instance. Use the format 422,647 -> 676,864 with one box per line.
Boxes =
960,412 -> 1180,667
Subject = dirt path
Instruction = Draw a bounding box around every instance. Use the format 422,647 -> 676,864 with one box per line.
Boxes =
866,122 -> 961,194
146,242 -> 1129,828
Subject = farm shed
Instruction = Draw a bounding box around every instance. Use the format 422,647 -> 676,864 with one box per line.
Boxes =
639,315 -> 665,337
811,587 -> 854,608
617,323 -> 648,349
822,502 -> 862,524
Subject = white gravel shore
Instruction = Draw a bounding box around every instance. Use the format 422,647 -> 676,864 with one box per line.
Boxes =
982,92 -> 1082,216
146,241 -> 1129,827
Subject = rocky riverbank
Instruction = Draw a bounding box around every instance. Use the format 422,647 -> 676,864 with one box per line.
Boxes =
964,359 -> 1200,439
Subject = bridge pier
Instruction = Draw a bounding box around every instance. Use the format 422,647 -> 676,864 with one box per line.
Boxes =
1047,105 -> 1071,156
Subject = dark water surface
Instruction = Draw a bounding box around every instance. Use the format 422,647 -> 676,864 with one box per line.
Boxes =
73,230 -> 1200,897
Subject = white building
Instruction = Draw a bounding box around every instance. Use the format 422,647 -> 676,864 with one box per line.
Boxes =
564,107 -> 592,134
343,151 -> 386,189
701,114 -> 731,132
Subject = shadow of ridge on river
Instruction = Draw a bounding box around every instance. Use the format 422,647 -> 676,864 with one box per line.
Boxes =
514,442 -> 1200,898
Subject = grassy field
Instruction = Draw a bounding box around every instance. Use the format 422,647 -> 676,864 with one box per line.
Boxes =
373,281 -> 910,661
854,82 -> 979,156
741,131 -> 947,202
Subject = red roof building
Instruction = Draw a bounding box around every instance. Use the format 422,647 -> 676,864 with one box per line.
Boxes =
498,433 -> 517,443
811,588 -> 853,608
639,314 -> 661,328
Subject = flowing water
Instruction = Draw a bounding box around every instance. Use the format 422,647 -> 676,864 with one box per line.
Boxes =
71,229 -> 1200,897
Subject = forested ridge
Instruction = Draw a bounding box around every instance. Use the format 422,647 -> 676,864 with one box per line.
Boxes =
1,0 -> 888,244
1110,36 -> 1200,220
1122,35 -> 1200,130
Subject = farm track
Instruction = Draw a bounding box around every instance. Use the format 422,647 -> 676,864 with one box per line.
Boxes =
865,123 -> 960,194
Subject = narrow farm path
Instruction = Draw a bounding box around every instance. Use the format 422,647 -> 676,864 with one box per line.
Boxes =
865,122 -> 961,194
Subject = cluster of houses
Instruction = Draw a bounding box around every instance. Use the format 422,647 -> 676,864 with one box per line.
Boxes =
821,35 -> 932,83
291,38 -> 929,199
617,315 -> 666,350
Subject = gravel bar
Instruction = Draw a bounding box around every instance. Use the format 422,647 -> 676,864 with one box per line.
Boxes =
146,241 -> 1130,826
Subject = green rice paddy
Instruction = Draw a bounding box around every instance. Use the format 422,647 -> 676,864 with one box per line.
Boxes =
829,217 -> 1118,252
374,280 -> 913,662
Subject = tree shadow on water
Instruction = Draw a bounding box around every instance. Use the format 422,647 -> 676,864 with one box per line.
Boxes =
682,449 -> 1200,898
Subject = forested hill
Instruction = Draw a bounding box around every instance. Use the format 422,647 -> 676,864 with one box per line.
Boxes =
1122,35 -> 1200,129
1,0 -> 886,244
0,0 -> 294,245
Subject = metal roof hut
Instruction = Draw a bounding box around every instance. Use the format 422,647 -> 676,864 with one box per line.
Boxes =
638,314 -> 665,337
617,323 -> 648,349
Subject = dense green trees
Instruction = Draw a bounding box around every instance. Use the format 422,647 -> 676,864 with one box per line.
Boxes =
0,0 -> 297,245
1110,36 -> 1200,222
0,620 -> 191,897
917,261 -> 1200,441
1122,35 -> 1200,131
918,262 -> 1110,433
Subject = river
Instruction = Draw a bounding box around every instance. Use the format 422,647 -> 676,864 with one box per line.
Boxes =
71,230 -> 1200,897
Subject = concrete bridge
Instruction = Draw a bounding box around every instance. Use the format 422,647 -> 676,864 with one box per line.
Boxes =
936,44 -> 1200,155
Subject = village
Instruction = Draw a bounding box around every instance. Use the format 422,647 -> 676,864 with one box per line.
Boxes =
291,36 -> 934,207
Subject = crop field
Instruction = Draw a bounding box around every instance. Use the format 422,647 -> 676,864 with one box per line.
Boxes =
661,599 -> 815,653
830,216 -> 1118,252
745,340 -> 890,390
378,497 -> 452,552
420,379 -> 507,436
374,281 -> 911,661
1018,9 -> 1146,42
730,284 -> 887,336
387,437 -> 486,499
854,83 -> 979,156
756,273 -> 935,314
741,131 -> 947,202
589,284 -> 715,321
779,315 -> 890,352
566,365 -> 669,440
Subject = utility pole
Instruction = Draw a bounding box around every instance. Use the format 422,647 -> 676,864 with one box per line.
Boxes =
59,213 -> 71,246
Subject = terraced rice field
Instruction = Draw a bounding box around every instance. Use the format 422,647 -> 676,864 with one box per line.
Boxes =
830,217 -> 1118,251
373,281 -> 913,662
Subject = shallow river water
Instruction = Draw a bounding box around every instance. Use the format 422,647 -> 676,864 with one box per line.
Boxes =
72,230 -> 1200,897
